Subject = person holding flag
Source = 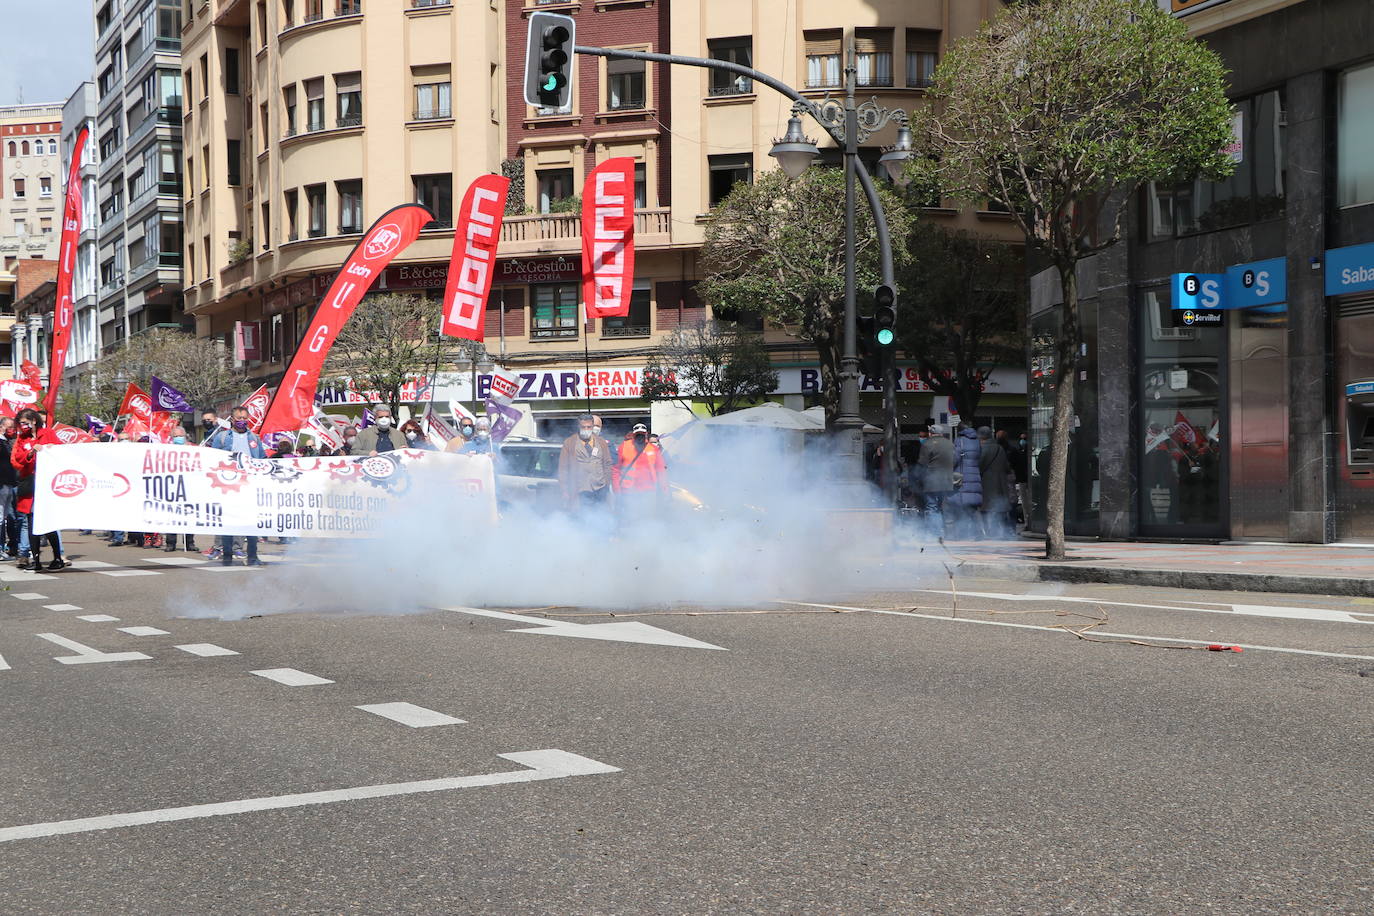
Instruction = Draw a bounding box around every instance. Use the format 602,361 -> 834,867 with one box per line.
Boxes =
206,405 -> 267,567
11,408 -> 65,570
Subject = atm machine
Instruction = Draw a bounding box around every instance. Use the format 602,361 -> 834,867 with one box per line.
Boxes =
1345,380 -> 1374,468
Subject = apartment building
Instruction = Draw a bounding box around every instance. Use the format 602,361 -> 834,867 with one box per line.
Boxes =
185,0 -> 1023,433
0,103 -> 65,264
93,0 -> 187,354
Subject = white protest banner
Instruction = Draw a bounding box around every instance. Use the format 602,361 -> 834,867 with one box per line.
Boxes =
34,444 -> 495,538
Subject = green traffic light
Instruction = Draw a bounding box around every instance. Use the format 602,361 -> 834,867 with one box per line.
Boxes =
876,328 -> 895,346
542,75 -> 558,91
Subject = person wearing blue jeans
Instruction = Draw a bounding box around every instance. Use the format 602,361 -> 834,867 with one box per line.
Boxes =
205,406 -> 267,567
0,416 -> 18,558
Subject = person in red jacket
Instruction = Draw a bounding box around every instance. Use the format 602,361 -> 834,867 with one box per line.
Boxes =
611,423 -> 669,516
11,407 -> 65,570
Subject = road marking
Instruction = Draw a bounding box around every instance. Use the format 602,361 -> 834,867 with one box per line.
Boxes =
440,606 -> 727,651
0,750 -> 620,845
145,556 -> 209,566
0,570 -> 55,583
10,593 -> 48,601
176,643 -> 239,657
199,566 -> 257,572
69,559 -> 161,577
356,702 -> 466,728
912,589 -> 1374,626
43,604 -> 82,612
71,559 -> 116,568
0,653 -> 9,671
118,626 -> 170,637
77,615 -> 119,622
778,602 -> 1374,663
250,667 -> 333,686
35,633 -> 152,665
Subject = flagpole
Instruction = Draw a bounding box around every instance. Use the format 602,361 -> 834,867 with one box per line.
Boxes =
583,331 -> 592,414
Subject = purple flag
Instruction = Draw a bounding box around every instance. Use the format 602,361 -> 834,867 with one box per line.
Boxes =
150,376 -> 193,413
85,414 -> 107,435
485,399 -> 521,444
360,407 -> 374,429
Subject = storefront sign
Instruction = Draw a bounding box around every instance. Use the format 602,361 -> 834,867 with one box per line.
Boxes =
1325,242 -> 1374,297
1345,380 -> 1374,399
1172,272 -> 1225,310
1225,257 -> 1285,309
377,263 -> 450,290
1172,309 -> 1225,327
496,256 -> 581,285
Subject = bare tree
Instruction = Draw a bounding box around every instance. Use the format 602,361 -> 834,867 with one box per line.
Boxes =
641,321 -> 779,417
323,293 -> 459,416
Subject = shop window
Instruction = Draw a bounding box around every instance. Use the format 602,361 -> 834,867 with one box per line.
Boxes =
537,168 -> 575,213
1338,62 -> 1374,208
708,37 -> 752,96
337,179 -> 362,233
854,28 -> 893,88
531,283 -> 579,339
708,153 -> 752,207
804,29 -> 841,89
602,287 -> 651,337
413,173 -> 452,226
1143,90 -> 1285,239
306,184 -> 326,237
335,72 -> 362,127
906,29 -> 939,88
607,58 -> 646,111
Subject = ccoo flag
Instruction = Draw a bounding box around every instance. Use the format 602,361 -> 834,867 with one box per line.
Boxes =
441,174 -> 509,341
581,157 -> 636,320
44,126 -> 89,418
259,204 -> 434,436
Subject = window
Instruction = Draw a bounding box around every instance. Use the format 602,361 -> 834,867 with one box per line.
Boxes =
13,218 -> 26,236
607,58 -> 645,111
335,72 -> 362,127
260,102 -> 270,144
227,139 -> 241,186
21,141 -> 30,156
47,139 -> 57,155
413,67 -> 451,120
854,29 -> 893,88
157,1 -> 181,47
285,188 -> 299,239
161,221 -> 182,263
225,48 -> 240,95
635,162 -> 647,208
337,179 -> 362,233
40,177 -> 52,197
199,54 -> 209,100
101,256 -> 120,286
99,65 -> 117,99
805,29 -> 841,89
12,178 -> 24,199
708,154 -> 752,206
283,85 -> 297,135
1144,90 -> 1286,239
202,143 -> 211,188
531,283 -> 579,338
5,142 -> 12,156
160,145 -> 181,188
602,287 -> 651,336
413,173 -> 452,226
906,29 -> 939,88
306,183 -> 326,237
708,38 -> 752,96
40,217 -> 52,234
258,2 -> 268,48
305,78 -> 325,131
260,202 -> 270,248
338,0 -> 361,12
282,0 -> 294,28
185,67 -> 194,104
536,168 -> 574,213
304,0 -> 323,22
1339,62 -> 1374,208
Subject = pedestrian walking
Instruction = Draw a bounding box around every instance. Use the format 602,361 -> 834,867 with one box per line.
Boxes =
917,424 -> 955,538
977,426 -> 1013,539
11,408 -> 65,570
206,406 -> 266,567
162,426 -> 199,554
558,414 -> 615,513
0,417 -> 20,559
612,423 -> 669,517
952,425 -> 984,539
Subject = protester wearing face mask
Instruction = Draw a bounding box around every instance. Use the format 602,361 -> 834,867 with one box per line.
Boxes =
340,426 -> 359,456
445,417 -> 477,453
611,423 -> 669,516
160,426 -> 200,554
353,405 -> 400,456
10,408 -> 66,570
558,414 -> 615,513
200,409 -> 225,444
453,416 -> 496,456
205,405 -> 267,567
399,419 -> 435,450
0,417 -> 20,560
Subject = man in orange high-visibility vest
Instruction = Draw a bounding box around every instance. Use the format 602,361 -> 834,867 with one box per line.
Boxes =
612,423 -> 669,515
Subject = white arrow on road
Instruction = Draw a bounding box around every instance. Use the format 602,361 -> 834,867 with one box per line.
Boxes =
441,606 -> 727,650
912,590 -> 1374,625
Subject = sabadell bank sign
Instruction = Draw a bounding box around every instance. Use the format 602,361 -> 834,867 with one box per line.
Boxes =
1326,243 -> 1374,297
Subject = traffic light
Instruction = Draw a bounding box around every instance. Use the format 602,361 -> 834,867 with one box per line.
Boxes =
856,315 -> 883,382
524,12 -> 576,109
873,284 -> 896,347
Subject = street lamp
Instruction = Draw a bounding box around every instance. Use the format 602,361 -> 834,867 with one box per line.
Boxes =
768,116 -> 820,179
879,126 -> 915,187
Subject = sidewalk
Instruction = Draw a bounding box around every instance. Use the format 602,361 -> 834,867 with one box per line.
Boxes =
911,538 -> 1374,597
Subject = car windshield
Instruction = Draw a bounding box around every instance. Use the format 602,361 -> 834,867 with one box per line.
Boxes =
498,446 -> 560,479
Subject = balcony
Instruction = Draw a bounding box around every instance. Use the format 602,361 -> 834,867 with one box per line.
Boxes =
601,324 -> 651,339
412,107 -> 452,122
411,0 -> 451,7
336,115 -> 362,129
99,275 -> 125,300
708,80 -> 753,98
531,326 -> 578,340
499,207 -> 671,256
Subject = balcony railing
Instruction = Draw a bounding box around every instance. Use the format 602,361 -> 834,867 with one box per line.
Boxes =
304,10 -> 325,23
601,325 -> 651,338
336,115 -> 362,128
284,127 -> 299,138
531,326 -> 578,340
413,107 -> 452,121
337,0 -> 362,12
708,79 -> 753,97
500,208 -> 670,245
412,0 -> 450,7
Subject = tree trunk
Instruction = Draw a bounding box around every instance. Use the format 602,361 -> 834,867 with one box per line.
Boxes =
1044,262 -> 1080,560
815,333 -> 840,429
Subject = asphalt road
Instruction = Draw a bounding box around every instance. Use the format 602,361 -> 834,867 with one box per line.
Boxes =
1,535 -> 1371,914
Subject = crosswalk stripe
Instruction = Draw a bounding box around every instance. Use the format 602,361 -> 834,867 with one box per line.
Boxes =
250,668 -> 333,687
356,703 -> 466,728
176,643 -> 239,657
118,626 -> 170,637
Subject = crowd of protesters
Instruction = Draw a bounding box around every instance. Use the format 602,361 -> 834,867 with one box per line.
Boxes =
887,421 -> 1030,541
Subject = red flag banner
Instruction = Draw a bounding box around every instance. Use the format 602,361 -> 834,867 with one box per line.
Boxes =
259,203 -> 433,436
241,383 -> 272,433
581,157 -> 636,320
119,383 -> 153,421
149,411 -> 179,443
45,126 -> 89,418
441,174 -> 509,341
51,423 -> 97,444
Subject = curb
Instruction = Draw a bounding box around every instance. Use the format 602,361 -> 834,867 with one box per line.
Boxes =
949,561 -> 1374,599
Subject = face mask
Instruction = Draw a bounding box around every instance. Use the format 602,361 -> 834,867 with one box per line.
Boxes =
476,430 -> 489,441
578,428 -> 593,441
345,436 -> 356,445
172,436 -> 186,445
460,426 -> 474,438
232,419 -> 249,432
404,430 -> 418,442
634,432 -> 646,441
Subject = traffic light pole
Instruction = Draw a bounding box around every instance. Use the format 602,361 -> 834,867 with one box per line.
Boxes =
574,42 -> 903,494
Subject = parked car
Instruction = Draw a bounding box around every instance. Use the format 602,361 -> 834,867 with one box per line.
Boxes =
493,437 -> 704,515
